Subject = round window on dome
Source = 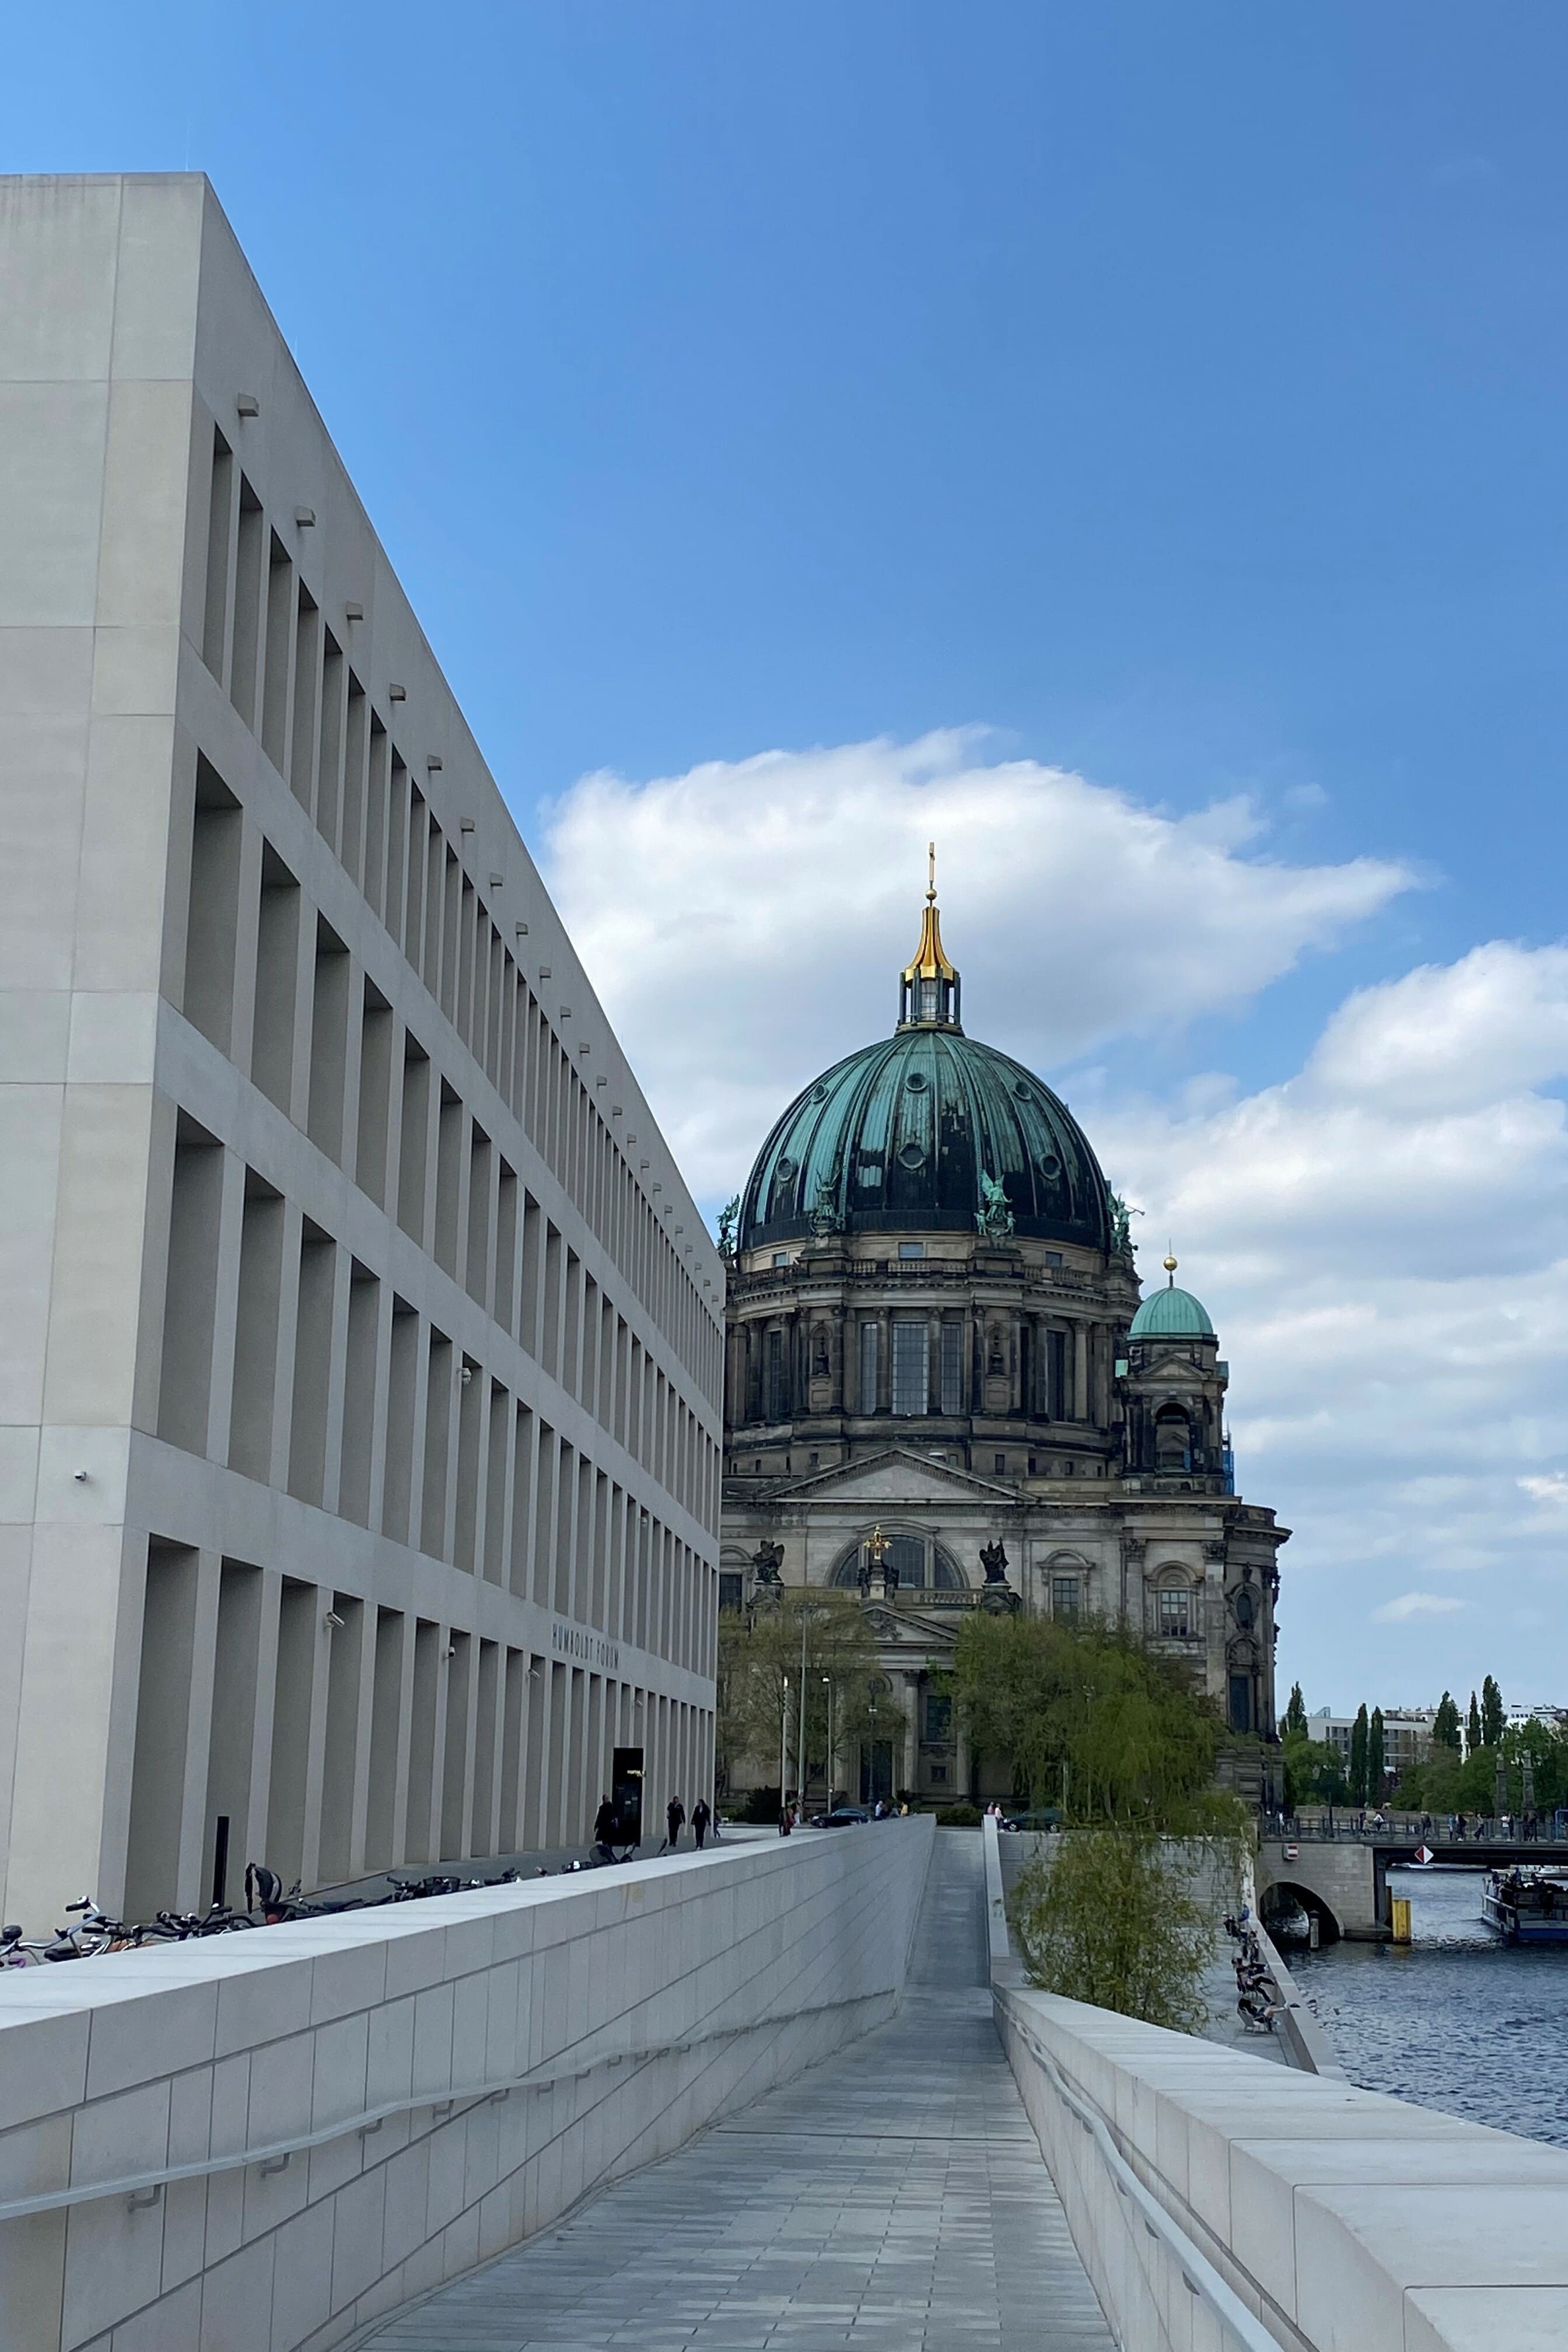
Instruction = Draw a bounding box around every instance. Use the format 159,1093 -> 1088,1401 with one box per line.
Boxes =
1038,1153 -> 1062,1179
775,1157 -> 796,1183
905,1072 -> 929,1092
810,1085 -> 827,1103
897,1142 -> 926,1171
1013,1080 -> 1033,1102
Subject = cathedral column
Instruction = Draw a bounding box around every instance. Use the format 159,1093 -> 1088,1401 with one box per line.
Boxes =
1073,1321 -> 1090,1422
830,1305 -> 846,1413
901,1674 -> 919,1796
928,1309 -> 942,1415
876,1308 -> 892,1414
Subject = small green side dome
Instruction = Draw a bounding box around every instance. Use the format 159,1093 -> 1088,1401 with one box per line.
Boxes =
1128,1283 -> 1214,1339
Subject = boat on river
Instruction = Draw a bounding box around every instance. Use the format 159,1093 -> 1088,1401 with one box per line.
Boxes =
1481,1868 -> 1568,1945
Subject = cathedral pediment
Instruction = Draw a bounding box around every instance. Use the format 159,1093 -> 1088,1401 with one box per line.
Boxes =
766,1447 -> 1014,1506
1136,1350 -> 1208,1385
861,1602 -> 960,1650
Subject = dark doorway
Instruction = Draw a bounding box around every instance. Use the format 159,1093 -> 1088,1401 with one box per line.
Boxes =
1228,1675 -> 1252,1734
611,1746 -> 645,1846
860,1740 -> 894,1807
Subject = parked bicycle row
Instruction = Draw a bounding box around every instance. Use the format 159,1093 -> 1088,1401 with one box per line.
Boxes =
0,1854 -> 606,1965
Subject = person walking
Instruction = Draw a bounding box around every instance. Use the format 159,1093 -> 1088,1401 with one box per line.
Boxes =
691,1797 -> 712,1851
666,1793 -> 685,1853
593,1793 -> 618,1857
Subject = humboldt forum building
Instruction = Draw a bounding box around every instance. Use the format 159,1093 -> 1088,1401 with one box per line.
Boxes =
0,176 -> 723,1931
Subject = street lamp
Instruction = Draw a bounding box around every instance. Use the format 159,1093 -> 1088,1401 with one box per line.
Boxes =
780,1675 -> 790,1814
822,1673 -> 833,1811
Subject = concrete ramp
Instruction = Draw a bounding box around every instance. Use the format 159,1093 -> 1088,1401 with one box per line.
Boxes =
362,1830 -> 1114,2351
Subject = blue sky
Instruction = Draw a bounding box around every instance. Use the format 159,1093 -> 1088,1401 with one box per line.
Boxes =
12,4 -> 1568,1707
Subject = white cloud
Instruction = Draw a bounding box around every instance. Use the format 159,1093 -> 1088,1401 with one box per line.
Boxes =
1373,1593 -> 1467,1623
542,731 -> 1412,1199
540,735 -> 1568,1707
1308,942 -> 1568,1114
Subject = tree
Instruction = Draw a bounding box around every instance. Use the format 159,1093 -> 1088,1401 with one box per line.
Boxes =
1482,1675 -> 1505,1751
1467,1691 -> 1483,1754
1284,1682 -> 1307,1736
1011,1831 -> 1214,2033
1432,1692 -> 1462,1752
1280,1730 -> 1347,1809
1348,1704 -> 1370,1806
716,1590 -> 881,1803
1368,1707 -> 1386,1803
949,1610 -> 1238,1830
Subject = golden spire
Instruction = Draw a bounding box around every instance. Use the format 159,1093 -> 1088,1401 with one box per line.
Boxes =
899,842 -> 960,1028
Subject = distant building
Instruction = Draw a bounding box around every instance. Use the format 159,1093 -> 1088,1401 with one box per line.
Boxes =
719,877 -> 1287,1808
0,176 -> 723,1930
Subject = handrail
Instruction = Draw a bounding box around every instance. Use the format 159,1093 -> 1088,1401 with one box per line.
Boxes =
1006,2011 -> 1283,2352
0,1989 -> 890,2225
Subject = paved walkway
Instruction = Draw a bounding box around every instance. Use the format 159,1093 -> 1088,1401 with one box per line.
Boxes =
363,1832 -> 1113,2351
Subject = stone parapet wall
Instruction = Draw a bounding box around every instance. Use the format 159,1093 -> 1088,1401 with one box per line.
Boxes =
995,1978 -> 1568,2350
0,1817 -> 933,2352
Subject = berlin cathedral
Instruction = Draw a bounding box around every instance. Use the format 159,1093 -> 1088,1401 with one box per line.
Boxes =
718,869 -> 1287,1810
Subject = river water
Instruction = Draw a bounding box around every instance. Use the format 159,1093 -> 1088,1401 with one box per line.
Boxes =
1287,1864 -> 1568,2148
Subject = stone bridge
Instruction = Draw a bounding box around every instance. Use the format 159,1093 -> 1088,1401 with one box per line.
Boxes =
1258,1835 -> 1568,1940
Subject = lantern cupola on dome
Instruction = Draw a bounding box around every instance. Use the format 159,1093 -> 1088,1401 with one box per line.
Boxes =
898,842 -> 961,1030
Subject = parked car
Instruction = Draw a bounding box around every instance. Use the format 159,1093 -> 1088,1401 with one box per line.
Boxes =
810,1806 -> 871,1829
1001,1808 -> 1063,1833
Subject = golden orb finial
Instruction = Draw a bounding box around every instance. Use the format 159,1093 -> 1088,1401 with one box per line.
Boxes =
1163,1246 -> 1178,1286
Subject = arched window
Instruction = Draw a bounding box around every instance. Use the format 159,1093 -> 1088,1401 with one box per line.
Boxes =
1152,1565 -> 1199,1640
830,1530 -> 970,1592
1154,1404 -> 1191,1472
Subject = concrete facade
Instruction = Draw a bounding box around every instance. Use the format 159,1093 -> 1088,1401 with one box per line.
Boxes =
0,1817 -> 934,2352
0,174 -> 724,1931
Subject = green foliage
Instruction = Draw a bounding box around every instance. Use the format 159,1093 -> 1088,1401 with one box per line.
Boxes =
716,1590 -> 882,1801
1432,1692 -> 1462,1752
1282,1729 -> 1347,1808
1482,1675 -> 1505,1751
1394,1716 -> 1568,1817
949,1610 -> 1239,1834
1368,1707 -> 1386,1800
1468,1690 -> 1483,1751
1349,1703 -> 1370,1805
1011,1832 -> 1216,2032
1284,1682 -> 1307,1736
935,1803 -> 984,1827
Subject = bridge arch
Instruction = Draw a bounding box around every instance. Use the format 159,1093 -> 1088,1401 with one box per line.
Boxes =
1260,1877 -> 1343,1945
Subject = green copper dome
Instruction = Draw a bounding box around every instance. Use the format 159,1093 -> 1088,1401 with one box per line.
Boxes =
739,1026 -> 1112,1253
1128,1283 -> 1214,1339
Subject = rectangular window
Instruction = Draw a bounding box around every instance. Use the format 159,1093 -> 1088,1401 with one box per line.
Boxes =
897,1241 -> 924,1261
1158,1587 -> 1192,1639
891,1320 -> 928,1416
766,1328 -> 786,1422
1228,1674 -> 1252,1734
1046,1328 -> 1066,1420
1052,1575 -> 1079,1623
859,1321 -> 878,1412
940,1322 -> 964,1415
924,1692 -> 953,1742
719,1572 -> 743,1614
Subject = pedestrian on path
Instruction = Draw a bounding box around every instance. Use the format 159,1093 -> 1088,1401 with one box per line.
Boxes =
691,1797 -> 712,1850
666,1794 -> 685,1852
